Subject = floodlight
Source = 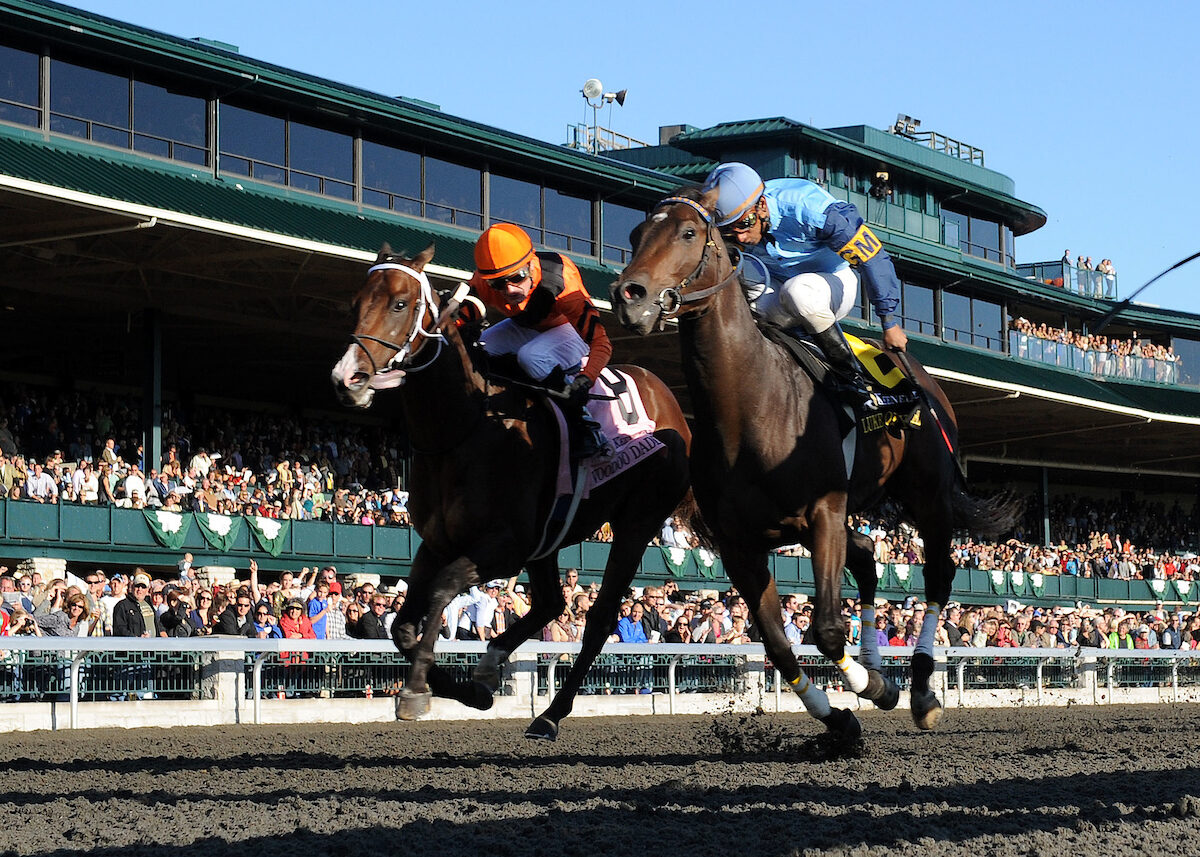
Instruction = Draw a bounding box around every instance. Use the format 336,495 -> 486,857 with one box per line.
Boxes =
582,78 -> 603,99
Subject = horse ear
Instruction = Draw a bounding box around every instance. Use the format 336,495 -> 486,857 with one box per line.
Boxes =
628,222 -> 645,254
376,243 -> 393,262
700,185 -> 720,215
412,243 -> 435,271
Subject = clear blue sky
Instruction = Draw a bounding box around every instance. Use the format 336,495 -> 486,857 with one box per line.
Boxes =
68,0 -> 1200,314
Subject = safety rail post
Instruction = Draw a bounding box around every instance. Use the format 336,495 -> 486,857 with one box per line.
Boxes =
252,655 -> 265,725
1036,658 -> 1045,706
667,655 -> 681,715
1107,658 -> 1114,703
1171,656 -> 1179,703
69,653 -> 85,729
957,659 -> 965,707
774,668 -> 782,712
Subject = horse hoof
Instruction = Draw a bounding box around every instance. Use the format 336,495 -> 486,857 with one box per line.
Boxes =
396,689 -> 432,721
862,670 -> 900,711
524,715 -> 559,741
910,689 -> 943,731
464,681 -> 495,711
819,707 -> 861,740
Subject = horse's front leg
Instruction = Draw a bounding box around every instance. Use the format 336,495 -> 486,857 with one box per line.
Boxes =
394,549 -> 485,720
471,555 -> 560,694
910,517 -> 953,731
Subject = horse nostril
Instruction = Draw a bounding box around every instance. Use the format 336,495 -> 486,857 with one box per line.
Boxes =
621,281 -> 647,302
348,372 -> 369,389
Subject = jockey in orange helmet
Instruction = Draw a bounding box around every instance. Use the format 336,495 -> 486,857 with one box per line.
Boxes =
470,223 -> 612,457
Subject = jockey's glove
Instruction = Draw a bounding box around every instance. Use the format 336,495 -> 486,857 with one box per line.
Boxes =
566,374 -> 593,408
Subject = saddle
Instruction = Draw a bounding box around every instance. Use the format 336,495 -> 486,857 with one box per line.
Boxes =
758,324 -> 924,439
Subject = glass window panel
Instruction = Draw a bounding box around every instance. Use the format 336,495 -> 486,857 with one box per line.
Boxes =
362,140 -> 420,199
133,80 -> 206,150
969,216 -> 1000,254
545,187 -> 592,254
602,201 -> 646,264
288,119 -> 352,182
1172,338 -> 1200,387
490,173 -> 541,231
220,103 -> 284,168
50,59 -> 129,135
941,209 -> 967,250
0,44 -> 40,127
901,282 -> 935,334
942,292 -> 971,342
425,155 -> 481,225
972,298 -> 1003,350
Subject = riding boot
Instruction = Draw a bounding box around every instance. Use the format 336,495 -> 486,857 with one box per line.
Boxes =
567,406 -> 607,460
812,326 -> 877,411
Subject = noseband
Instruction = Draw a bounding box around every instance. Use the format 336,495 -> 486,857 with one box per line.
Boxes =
351,262 -> 446,379
645,196 -> 744,320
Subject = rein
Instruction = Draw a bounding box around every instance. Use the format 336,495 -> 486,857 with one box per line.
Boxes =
648,197 -> 745,320
350,262 -> 446,378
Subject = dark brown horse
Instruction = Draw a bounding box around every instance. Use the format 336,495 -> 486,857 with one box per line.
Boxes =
332,244 -> 692,740
611,189 -> 1019,736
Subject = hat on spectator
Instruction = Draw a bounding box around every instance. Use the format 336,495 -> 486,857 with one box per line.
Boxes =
394,580 -> 409,593
110,573 -> 125,583
485,579 -> 504,590
1137,624 -> 1150,635
285,598 -> 305,610
133,572 -> 151,588
513,584 -> 525,594
328,581 -> 342,595
700,598 -> 714,610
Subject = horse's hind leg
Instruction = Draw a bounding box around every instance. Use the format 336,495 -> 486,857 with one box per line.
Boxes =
845,526 -> 899,711
903,494 -> 954,731
526,531 -> 645,741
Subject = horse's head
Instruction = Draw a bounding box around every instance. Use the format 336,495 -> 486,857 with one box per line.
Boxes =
611,187 -> 740,336
332,243 -> 440,408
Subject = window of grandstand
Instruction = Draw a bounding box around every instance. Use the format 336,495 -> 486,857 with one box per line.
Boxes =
601,201 -> 646,265
45,57 -> 207,165
424,155 -> 482,230
489,173 -> 594,255
0,42 -> 39,128
219,104 -> 352,199
900,281 -> 936,336
943,290 -> 1003,351
361,140 -> 422,216
1171,337 -> 1200,386
941,207 -> 1011,267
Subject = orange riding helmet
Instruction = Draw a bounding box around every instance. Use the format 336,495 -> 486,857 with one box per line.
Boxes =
474,223 -> 536,279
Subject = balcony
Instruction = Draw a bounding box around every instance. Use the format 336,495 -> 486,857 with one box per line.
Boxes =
1017,260 -> 1118,300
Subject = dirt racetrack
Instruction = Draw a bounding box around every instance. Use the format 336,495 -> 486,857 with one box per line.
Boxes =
1,703 -> 1198,856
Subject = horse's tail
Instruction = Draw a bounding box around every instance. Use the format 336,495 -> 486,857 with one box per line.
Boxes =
950,476 -> 1024,540
674,488 -> 717,549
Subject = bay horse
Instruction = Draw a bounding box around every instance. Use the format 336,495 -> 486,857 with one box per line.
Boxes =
332,244 -> 692,740
611,189 -> 1020,736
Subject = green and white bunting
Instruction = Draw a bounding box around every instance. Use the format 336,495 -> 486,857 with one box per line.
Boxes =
1148,578 -> 1167,599
1173,578 -> 1192,604
143,509 -> 191,551
246,515 -> 290,557
893,563 -> 912,591
660,545 -> 688,577
1010,570 -> 1025,593
989,569 -> 1007,595
1029,572 -> 1045,598
195,512 -> 243,552
695,547 -> 720,579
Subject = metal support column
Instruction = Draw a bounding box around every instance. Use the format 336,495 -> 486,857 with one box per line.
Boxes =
142,308 -> 163,473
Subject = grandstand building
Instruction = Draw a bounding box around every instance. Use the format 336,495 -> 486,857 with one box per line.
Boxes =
3,0 -> 1199,601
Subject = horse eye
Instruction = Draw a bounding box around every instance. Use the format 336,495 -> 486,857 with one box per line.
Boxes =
392,299 -> 407,312
682,227 -> 696,240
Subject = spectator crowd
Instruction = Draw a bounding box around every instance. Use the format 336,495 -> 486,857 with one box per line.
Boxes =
1009,316 -> 1180,383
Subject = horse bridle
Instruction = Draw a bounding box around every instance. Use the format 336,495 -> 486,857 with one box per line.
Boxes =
350,261 -> 446,379
646,196 -> 745,320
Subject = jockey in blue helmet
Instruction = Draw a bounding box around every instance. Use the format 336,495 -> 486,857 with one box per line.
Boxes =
702,162 -> 908,409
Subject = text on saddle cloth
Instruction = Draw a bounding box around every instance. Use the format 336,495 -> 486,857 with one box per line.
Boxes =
553,367 -> 665,498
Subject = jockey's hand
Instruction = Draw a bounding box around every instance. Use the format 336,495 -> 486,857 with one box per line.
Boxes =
883,325 -> 908,352
566,374 -> 593,408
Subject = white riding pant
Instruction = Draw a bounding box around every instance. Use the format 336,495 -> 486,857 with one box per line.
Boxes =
479,319 -> 588,381
748,267 -> 859,334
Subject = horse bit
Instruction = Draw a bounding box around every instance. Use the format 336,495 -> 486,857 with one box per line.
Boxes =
350,261 -> 447,379
646,196 -> 745,322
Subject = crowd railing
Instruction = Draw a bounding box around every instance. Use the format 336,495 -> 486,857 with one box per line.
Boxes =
1,638 -> 1197,733
1017,260 -> 1118,300
1007,330 -> 1181,386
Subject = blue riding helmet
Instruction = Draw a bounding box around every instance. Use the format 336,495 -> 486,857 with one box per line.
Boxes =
702,162 -> 765,227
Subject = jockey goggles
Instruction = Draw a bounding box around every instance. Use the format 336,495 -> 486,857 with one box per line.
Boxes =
485,269 -> 530,290
720,210 -> 758,235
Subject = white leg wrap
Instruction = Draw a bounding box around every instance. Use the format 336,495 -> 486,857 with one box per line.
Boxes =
915,604 -> 941,658
790,672 -> 832,719
859,607 -> 881,671
836,654 -> 870,694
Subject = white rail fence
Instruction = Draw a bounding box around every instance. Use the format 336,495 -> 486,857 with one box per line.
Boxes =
0,638 -> 1196,732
